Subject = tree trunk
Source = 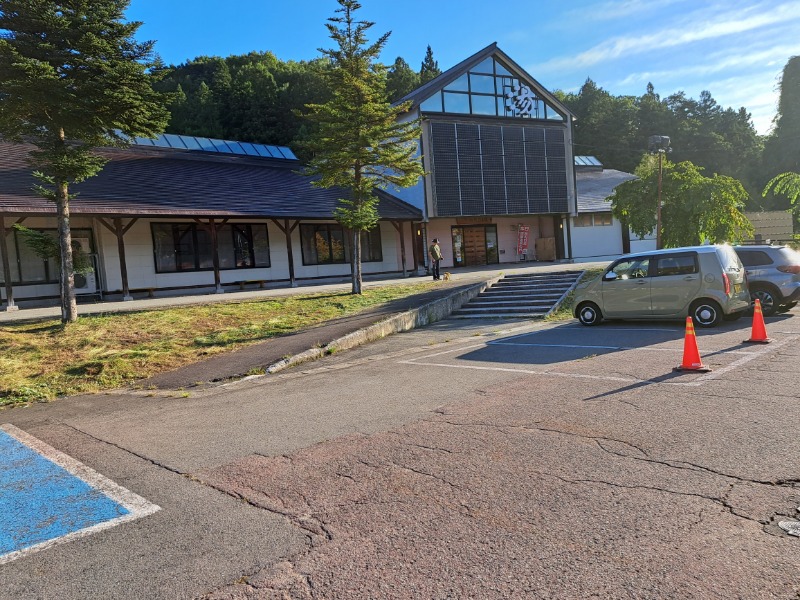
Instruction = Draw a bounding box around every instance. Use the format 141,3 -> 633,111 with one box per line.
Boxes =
57,180 -> 77,323
352,228 -> 362,294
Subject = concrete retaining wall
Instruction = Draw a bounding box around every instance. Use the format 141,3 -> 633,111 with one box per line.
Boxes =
266,275 -> 502,374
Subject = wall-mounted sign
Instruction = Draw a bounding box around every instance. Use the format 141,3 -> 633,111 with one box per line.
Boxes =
505,84 -> 539,117
517,225 -> 530,254
456,217 -> 493,225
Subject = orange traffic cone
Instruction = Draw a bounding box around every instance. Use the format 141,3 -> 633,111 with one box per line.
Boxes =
744,298 -> 771,344
674,316 -> 711,372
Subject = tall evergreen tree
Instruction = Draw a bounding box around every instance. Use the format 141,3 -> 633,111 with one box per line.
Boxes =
762,55 -> 800,212
0,0 -> 169,322
386,56 -> 420,101
303,0 -> 424,294
419,45 -> 441,84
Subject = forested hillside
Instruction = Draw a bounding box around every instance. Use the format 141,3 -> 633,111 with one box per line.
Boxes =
154,49 -> 798,215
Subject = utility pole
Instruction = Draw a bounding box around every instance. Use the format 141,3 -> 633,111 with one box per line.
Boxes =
648,135 -> 671,250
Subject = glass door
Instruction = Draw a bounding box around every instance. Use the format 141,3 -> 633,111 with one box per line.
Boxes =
485,226 -> 499,264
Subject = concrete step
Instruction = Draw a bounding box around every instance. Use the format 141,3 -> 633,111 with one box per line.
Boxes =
451,269 -> 584,321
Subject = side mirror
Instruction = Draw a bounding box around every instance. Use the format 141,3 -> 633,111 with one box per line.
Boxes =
603,271 -> 618,281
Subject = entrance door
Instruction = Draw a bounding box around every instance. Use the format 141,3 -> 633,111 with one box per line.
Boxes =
463,226 -> 486,266
451,225 -> 499,266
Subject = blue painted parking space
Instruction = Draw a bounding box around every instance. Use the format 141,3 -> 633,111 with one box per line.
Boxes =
0,424 -> 159,565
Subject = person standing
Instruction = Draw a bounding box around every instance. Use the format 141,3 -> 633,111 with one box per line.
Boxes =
428,238 -> 443,280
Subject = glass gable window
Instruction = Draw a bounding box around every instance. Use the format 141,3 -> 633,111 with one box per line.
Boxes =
300,224 -> 383,266
419,57 -> 564,121
151,223 -> 270,273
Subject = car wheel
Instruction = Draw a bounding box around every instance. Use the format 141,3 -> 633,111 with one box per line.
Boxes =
690,300 -> 722,328
750,286 -> 778,317
576,302 -> 602,326
777,301 -> 797,313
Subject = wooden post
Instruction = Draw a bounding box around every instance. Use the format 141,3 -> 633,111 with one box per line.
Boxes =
0,216 -> 18,311
99,218 -> 138,301
411,222 -> 419,275
114,218 -> 132,300
391,221 -> 407,278
270,219 -> 299,288
209,218 -> 223,293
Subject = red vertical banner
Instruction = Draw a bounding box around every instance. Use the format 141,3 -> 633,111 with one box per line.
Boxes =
517,225 -> 530,254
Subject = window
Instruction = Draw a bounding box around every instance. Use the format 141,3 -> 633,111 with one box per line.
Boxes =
656,255 -> 697,276
573,214 -> 593,227
0,228 -> 92,284
610,258 -> 650,279
300,224 -> 383,265
418,58 -> 563,121
736,250 -> 773,267
594,213 -> 613,226
151,223 -> 270,273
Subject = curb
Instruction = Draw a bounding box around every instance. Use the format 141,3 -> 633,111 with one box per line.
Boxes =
265,275 -> 503,375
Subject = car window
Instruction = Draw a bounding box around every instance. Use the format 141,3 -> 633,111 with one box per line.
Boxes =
655,255 -> 697,276
737,250 -> 773,267
610,258 -> 650,279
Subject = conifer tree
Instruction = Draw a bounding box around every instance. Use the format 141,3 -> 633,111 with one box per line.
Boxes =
419,45 -> 441,84
0,0 -> 169,322
304,0 -> 424,294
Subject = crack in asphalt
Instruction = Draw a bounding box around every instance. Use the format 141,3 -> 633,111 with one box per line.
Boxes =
549,473 -> 764,525
59,421 -> 187,476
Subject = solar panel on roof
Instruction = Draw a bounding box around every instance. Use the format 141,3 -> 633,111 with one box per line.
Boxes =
210,139 -> 233,153
239,143 -> 260,156
132,133 -> 297,160
252,144 -> 272,157
162,134 -> 188,149
182,136 -> 202,151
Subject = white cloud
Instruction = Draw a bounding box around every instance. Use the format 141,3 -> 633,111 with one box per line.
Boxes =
539,1 -> 800,72
567,0 -> 689,21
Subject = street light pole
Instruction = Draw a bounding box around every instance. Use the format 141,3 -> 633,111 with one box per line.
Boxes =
648,135 -> 671,250
656,149 -> 663,250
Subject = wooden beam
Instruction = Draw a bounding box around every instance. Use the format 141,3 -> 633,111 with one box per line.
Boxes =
411,222 -> 419,273
0,216 -> 18,311
209,218 -> 223,293
284,219 -> 298,287
113,218 -> 133,301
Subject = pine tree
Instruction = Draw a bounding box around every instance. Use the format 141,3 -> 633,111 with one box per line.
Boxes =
386,56 -> 420,101
0,0 -> 169,322
303,0 -> 424,294
419,45 -> 441,84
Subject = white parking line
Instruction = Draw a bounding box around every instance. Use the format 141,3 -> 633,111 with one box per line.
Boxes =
0,424 -> 160,566
399,335 -> 798,387
487,341 -> 755,354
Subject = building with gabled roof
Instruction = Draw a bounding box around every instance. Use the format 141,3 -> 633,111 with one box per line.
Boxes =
390,42 -> 577,266
0,135 -> 421,308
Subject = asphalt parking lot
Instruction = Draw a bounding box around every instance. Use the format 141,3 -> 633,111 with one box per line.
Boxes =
2,309 -> 799,598
399,317 -> 797,387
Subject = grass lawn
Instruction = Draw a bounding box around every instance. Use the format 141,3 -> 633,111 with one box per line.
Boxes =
0,282 -> 439,407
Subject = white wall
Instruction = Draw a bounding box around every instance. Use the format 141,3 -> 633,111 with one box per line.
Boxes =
570,216 -> 624,262
6,217 -> 417,301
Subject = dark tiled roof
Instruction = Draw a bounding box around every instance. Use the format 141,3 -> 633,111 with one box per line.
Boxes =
0,142 -> 422,221
394,42 -> 573,119
576,169 -> 637,213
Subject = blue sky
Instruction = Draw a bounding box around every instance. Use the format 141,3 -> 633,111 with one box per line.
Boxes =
126,0 -> 800,135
